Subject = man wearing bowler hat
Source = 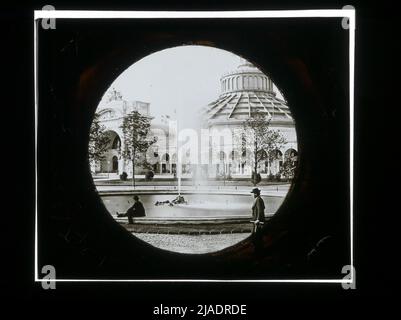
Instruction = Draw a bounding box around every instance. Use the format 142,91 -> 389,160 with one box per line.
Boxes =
126,195 -> 146,224
250,187 -> 265,254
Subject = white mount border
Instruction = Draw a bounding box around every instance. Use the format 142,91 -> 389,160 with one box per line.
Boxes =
34,9 -> 355,284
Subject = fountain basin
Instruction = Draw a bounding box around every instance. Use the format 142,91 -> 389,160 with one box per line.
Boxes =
99,192 -> 284,253
100,192 -> 284,218
119,216 -> 262,234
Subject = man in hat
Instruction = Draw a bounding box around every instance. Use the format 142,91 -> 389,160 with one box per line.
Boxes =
250,187 -> 265,254
126,195 -> 146,224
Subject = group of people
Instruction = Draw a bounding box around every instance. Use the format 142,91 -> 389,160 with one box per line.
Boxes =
120,187 -> 266,254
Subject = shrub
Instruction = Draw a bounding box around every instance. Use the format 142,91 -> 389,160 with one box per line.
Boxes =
145,170 -> 154,181
251,172 -> 262,185
120,171 -> 128,181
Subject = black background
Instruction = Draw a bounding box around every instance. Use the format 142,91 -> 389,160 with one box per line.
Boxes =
2,0 -> 399,314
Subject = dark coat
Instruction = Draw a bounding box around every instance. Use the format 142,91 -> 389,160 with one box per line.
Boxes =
127,201 -> 146,217
252,196 -> 265,222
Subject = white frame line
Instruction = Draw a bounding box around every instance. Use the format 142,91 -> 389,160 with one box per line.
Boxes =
34,10 -> 355,19
34,9 -> 355,284
349,10 -> 355,284
34,18 -> 39,282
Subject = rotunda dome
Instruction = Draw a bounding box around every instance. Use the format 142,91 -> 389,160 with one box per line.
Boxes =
220,62 -> 274,95
204,62 -> 294,127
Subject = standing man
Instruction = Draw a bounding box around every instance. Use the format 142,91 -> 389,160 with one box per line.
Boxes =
126,195 -> 146,224
250,187 -> 265,254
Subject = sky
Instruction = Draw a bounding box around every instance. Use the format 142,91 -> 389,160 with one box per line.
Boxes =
100,45 -> 279,130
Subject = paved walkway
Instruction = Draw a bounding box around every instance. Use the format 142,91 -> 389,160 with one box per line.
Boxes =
133,232 -> 250,254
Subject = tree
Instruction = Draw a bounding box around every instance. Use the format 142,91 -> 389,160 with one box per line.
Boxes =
120,110 -> 156,188
242,112 -> 287,185
280,154 -> 297,181
88,112 -> 110,172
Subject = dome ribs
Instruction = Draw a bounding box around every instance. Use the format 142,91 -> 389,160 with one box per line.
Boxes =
254,93 -> 272,118
209,93 -> 237,119
227,92 -> 242,119
204,62 -> 294,125
263,93 -> 292,120
245,92 -> 251,118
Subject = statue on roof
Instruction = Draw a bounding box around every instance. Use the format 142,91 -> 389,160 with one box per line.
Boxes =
106,87 -> 123,102
238,57 -> 254,69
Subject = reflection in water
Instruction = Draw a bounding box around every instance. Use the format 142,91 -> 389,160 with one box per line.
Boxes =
101,193 -> 283,218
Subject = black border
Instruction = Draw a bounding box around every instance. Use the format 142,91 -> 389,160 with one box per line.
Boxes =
3,0 -> 399,310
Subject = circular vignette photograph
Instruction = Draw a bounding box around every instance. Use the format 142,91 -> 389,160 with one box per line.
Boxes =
89,45 -> 298,254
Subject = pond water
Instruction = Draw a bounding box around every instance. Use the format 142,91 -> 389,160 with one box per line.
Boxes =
101,193 -> 284,218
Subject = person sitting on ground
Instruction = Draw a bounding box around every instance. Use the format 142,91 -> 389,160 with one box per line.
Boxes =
126,195 -> 146,224
172,195 -> 186,204
155,200 -> 170,206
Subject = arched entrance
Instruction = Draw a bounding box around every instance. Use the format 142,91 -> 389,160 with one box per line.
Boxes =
257,149 -> 268,173
112,135 -> 121,150
285,148 -> 298,164
112,156 -> 118,172
268,149 -> 283,175
100,130 -> 121,173
161,153 -> 170,174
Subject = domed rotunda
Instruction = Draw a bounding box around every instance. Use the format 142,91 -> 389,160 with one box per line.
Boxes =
203,61 -> 298,178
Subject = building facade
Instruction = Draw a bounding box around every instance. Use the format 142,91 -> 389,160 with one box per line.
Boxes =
91,89 -> 176,178
203,62 -> 298,178
92,62 -> 297,179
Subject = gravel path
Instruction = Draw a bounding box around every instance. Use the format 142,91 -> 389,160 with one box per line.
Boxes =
132,232 -> 251,254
